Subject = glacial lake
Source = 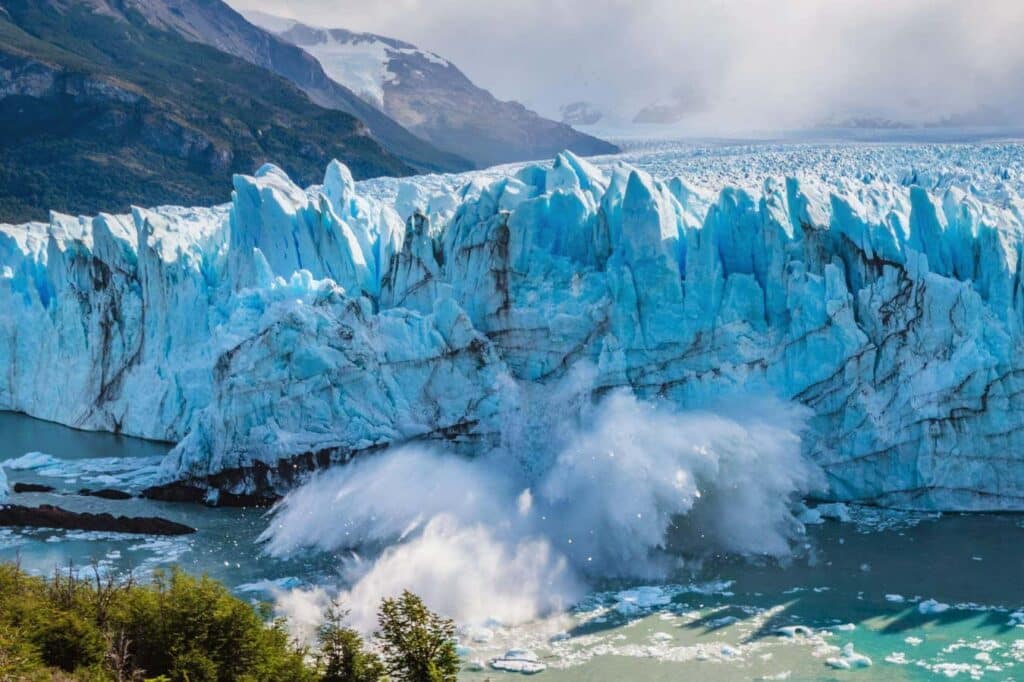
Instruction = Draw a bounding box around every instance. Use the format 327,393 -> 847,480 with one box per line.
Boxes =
2,411 -> 1023,680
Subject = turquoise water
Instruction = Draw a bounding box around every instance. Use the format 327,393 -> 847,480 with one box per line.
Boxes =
0,412 -> 336,589
2,411 -> 1023,679
457,514 -> 1024,680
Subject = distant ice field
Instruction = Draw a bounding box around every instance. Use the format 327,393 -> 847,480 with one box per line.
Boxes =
356,138 -> 1024,206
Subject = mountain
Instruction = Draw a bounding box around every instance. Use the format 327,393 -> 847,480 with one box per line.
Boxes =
4,143 -> 1024,511
112,0 -> 471,174
246,11 -> 620,169
0,0 -> 414,222
560,101 -> 604,126
814,116 -> 914,130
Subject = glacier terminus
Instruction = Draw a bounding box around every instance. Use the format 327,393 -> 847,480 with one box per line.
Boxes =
2,141 -> 1024,511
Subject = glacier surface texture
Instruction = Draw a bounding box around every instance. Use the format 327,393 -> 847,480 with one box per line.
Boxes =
2,142 -> 1024,510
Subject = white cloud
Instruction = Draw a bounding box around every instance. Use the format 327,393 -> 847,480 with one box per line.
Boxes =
228,0 -> 1024,132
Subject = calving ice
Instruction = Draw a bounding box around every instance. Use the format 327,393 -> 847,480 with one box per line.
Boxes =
260,388 -> 817,628
2,146 -> 1024,512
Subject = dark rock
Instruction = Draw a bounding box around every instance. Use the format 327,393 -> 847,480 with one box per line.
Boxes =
216,490 -> 279,508
141,483 -> 279,508
0,504 -> 195,536
144,430 -> 478,507
78,488 -> 134,500
140,484 -> 207,505
12,483 -> 56,494
142,443 -> 370,507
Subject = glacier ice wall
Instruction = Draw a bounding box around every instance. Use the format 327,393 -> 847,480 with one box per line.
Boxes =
3,147 -> 1024,510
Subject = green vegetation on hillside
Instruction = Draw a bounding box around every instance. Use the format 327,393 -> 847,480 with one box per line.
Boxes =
0,563 -> 461,682
0,0 -> 412,222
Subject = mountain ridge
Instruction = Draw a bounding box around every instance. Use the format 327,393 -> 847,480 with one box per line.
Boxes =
113,0 -> 472,174
246,11 -> 620,169
0,0 -> 421,221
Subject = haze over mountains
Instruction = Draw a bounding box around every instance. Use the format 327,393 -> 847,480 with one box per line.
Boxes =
0,0 -> 616,221
245,11 -> 618,169
233,0 -> 1024,137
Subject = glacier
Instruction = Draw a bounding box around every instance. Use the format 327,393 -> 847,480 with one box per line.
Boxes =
3,142 -> 1024,510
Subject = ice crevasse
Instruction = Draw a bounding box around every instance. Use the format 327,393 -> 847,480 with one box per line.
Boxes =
2,152 -> 1024,510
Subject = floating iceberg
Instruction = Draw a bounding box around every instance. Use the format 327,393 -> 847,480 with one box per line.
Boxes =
3,145 -> 1024,510
826,643 -> 873,670
918,599 -> 951,615
490,649 -> 546,674
2,452 -> 63,471
0,452 -> 162,490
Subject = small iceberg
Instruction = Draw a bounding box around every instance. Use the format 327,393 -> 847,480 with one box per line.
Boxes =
613,585 -> 674,615
918,599 -> 950,615
2,452 -> 62,470
0,452 -> 162,490
826,643 -> 872,670
815,503 -> 852,522
234,577 -> 303,594
798,502 -> 852,524
490,649 -> 546,674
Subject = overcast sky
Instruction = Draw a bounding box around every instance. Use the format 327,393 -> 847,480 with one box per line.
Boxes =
228,0 -> 1024,132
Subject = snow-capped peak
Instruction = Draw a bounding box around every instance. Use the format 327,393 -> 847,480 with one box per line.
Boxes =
246,12 -> 450,109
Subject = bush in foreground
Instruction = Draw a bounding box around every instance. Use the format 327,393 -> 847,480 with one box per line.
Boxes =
316,601 -> 384,682
376,591 -> 460,682
0,563 -> 460,682
0,563 -> 312,681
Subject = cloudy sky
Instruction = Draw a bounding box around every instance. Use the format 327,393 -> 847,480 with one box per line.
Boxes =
228,0 -> 1024,132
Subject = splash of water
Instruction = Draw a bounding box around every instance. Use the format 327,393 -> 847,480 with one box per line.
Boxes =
260,380 -> 822,632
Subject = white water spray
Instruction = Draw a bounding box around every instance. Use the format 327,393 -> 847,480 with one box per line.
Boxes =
261,378 -> 822,632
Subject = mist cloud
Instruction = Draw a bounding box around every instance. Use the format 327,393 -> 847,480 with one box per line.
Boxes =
228,0 -> 1024,133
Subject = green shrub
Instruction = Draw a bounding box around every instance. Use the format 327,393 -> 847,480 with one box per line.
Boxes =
114,568 -> 314,682
0,622 -> 41,680
376,591 -> 459,682
316,601 -> 385,682
36,611 -> 105,672
0,562 -> 463,682
0,564 -> 313,681
168,650 -> 219,682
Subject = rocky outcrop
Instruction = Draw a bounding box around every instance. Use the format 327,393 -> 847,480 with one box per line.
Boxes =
0,0 -> 413,221
12,483 -> 55,493
0,51 -> 231,175
78,488 -> 133,500
0,504 -> 195,535
110,0 -> 471,173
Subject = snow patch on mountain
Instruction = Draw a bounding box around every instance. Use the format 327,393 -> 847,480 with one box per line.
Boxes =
247,11 -> 619,169
310,37 -> 393,109
245,12 -> 449,110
